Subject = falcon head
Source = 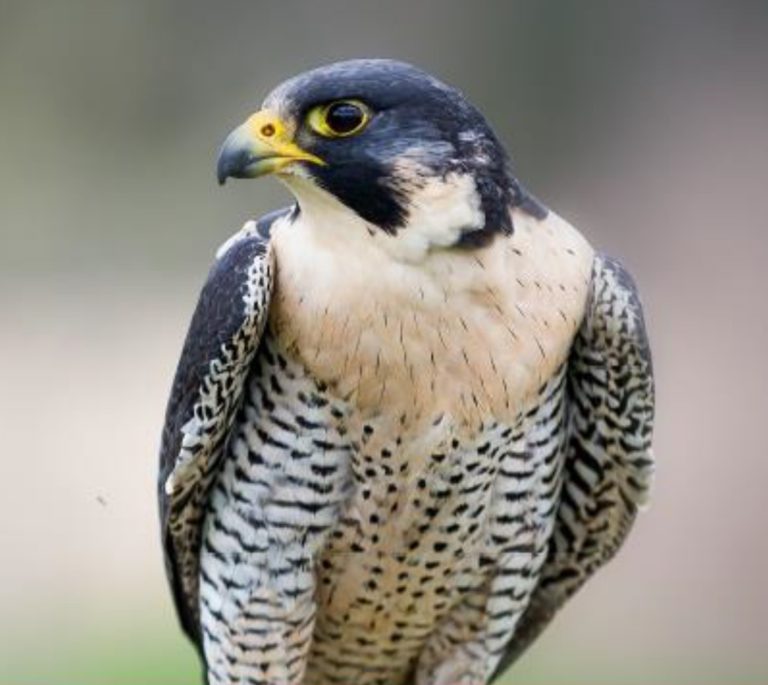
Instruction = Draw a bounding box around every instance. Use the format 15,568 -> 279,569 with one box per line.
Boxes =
217,59 -> 541,255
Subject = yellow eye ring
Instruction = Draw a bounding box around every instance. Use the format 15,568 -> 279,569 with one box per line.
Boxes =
307,100 -> 370,138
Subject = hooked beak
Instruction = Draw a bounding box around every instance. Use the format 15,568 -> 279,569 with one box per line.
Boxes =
216,109 -> 325,185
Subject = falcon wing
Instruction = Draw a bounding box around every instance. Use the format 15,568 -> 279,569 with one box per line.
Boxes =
492,254 -> 655,680
158,208 -> 290,646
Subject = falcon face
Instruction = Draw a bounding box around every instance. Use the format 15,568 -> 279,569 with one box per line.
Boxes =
217,59 -> 518,247
161,59 -> 655,685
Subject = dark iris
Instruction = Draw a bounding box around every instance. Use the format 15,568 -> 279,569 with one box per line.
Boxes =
325,102 -> 365,135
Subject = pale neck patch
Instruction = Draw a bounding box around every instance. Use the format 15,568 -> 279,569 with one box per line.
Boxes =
279,165 -> 484,263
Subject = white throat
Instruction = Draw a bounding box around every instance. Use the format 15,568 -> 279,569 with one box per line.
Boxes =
280,169 -> 485,263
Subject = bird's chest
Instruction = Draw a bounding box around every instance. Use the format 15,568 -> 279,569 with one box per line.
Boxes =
269,221 -> 584,433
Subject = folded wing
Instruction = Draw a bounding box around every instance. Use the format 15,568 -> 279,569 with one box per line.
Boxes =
158,210 -> 288,645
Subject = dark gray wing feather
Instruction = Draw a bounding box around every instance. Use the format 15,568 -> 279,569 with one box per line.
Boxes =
492,254 -> 655,680
158,209 -> 290,646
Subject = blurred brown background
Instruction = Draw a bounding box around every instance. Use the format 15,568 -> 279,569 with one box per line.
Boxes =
1,1 -> 766,683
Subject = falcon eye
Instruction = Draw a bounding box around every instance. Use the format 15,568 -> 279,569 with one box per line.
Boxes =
325,102 -> 365,134
307,100 -> 370,138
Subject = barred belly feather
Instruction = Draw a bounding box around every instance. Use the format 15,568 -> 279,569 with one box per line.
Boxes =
201,334 -> 571,685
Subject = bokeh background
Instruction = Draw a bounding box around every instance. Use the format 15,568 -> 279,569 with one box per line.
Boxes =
1,1 -> 767,683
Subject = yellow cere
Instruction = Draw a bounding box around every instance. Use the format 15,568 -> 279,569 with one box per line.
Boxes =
241,109 -> 326,169
246,109 -> 289,141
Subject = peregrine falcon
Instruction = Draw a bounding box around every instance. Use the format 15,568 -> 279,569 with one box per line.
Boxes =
158,59 -> 654,685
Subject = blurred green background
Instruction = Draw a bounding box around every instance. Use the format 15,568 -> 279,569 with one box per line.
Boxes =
1,1 -> 767,683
